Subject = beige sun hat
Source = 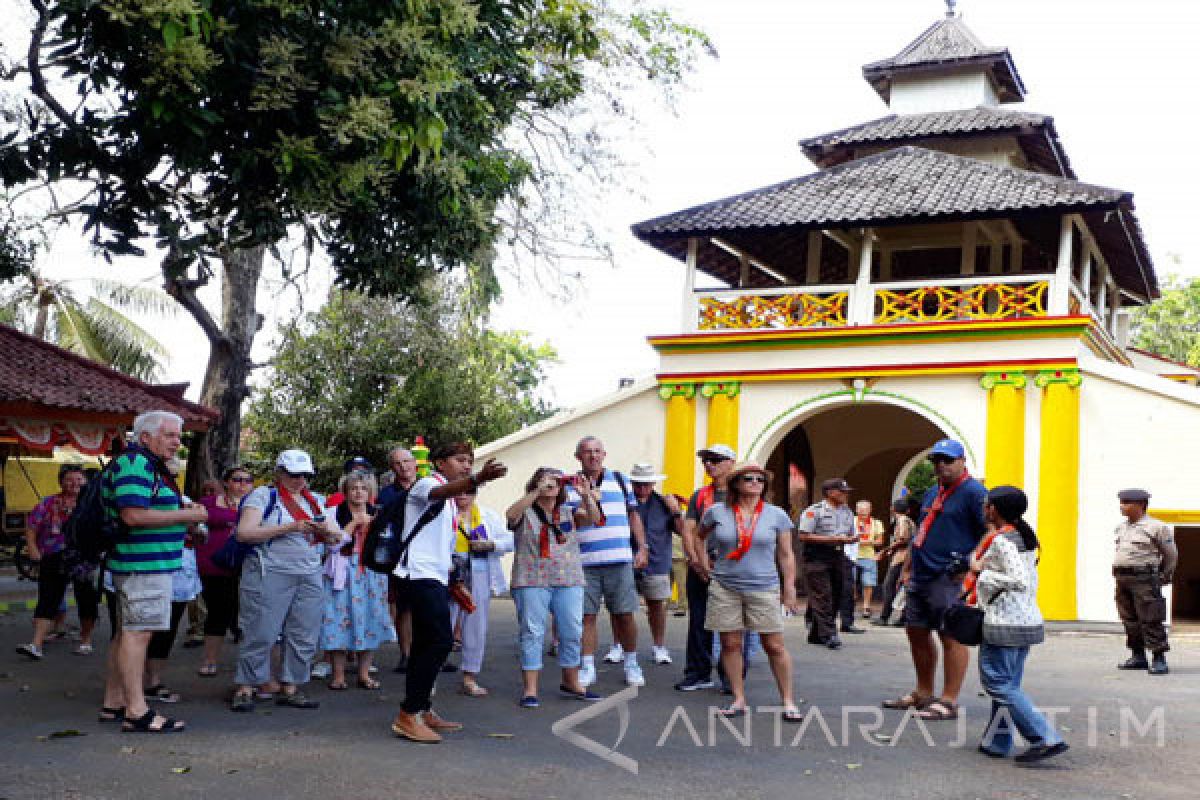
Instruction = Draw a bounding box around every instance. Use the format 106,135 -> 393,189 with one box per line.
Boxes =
629,462 -> 668,483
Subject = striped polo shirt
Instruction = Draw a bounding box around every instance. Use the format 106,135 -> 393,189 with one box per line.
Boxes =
566,469 -> 636,567
103,449 -> 185,574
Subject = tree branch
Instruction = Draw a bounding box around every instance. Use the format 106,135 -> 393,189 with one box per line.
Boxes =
162,255 -> 228,348
27,1 -> 79,133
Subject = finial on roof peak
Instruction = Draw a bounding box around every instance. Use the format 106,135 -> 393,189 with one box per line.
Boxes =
945,0 -> 959,17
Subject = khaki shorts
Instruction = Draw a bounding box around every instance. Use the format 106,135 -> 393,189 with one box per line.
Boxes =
112,572 -> 173,632
638,573 -> 672,602
704,580 -> 783,634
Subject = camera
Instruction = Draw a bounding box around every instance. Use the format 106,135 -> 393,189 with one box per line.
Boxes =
943,551 -> 971,577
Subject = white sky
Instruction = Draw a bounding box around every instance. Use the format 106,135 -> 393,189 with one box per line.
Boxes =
10,0 -> 1200,411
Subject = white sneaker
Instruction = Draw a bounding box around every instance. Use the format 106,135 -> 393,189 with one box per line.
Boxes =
652,646 -> 672,665
310,661 -> 331,680
603,644 -> 624,664
624,662 -> 645,687
579,662 -> 597,687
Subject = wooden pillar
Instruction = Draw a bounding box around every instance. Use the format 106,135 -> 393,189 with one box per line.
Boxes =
683,237 -> 698,331
960,222 -> 978,275
851,229 -> 875,324
805,230 -> 822,284
1050,216 -> 1073,314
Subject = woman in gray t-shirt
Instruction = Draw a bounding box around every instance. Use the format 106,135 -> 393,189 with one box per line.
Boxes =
696,462 -> 801,720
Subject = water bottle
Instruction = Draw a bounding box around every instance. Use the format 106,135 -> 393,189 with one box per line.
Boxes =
375,524 -> 394,565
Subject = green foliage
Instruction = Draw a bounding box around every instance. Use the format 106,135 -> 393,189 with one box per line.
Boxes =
1132,273 -> 1200,367
244,287 -> 556,474
3,1 -> 711,300
903,460 -> 935,502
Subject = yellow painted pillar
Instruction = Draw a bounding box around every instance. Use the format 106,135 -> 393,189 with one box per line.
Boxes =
659,382 -> 697,500
701,381 -> 741,455
980,371 -> 1026,488
1034,368 -> 1082,620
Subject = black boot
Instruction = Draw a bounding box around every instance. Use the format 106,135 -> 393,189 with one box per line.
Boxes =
1117,650 -> 1149,670
1148,652 -> 1169,675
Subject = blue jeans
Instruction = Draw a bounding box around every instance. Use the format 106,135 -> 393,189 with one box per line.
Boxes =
978,643 -> 1063,755
513,586 -> 584,671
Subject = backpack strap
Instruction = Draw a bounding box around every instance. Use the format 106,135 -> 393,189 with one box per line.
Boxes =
612,470 -> 632,506
398,499 -> 448,568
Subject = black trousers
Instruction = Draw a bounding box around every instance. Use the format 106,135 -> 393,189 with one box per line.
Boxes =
147,601 -> 188,660
33,552 -> 100,622
200,574 -> 239,637
683,566 -> 715,680
838,556 -> 856,627
804,560 -> 843,642
393,578 -> 452,714
878,563 -> 904,622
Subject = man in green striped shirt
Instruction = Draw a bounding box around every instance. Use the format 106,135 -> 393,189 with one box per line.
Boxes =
100,410 -> 208,733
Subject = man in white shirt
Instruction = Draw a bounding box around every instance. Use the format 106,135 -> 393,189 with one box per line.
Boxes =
389,442 -> 505,744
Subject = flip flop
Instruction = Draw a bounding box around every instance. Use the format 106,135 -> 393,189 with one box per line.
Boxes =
98,706 -> 125,722
915,699 -> 959,721
357,678 -> 382,691
327,681 -> 349,691
197,663 -> 219,677
882,692 -> 931,710
782,707 -> 805,723
716,705 -> 747,718
144,684 -> 181,704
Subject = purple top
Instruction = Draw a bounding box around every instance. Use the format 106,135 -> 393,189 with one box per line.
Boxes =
196,494 -> 241,576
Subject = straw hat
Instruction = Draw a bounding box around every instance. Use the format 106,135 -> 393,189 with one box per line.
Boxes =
629,462 -> 668,483
728,461 -> 771,483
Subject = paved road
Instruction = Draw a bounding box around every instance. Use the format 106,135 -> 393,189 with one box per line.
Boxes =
1,600 -> 1195,800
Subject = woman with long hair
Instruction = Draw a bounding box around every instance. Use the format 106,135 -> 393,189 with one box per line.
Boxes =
506,466 -> 603,708
319,470 -> 395,689
194,466 -> 255,675
693,462 -> 802,719
970,485 -> 1068,763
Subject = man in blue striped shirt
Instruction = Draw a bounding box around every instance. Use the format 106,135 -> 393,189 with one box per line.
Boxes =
566,437 -> 648,688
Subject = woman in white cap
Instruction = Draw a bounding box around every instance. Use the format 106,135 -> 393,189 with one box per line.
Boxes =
230,450 -> 344,712
693,462 -> 802,719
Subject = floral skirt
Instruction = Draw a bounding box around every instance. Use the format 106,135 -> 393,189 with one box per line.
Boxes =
319,557 -> 396,652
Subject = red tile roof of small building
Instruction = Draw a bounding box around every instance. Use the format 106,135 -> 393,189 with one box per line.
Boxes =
0,323 -> 218,428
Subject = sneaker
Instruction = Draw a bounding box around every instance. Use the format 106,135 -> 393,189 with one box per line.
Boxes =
578,662 -> 597,687
603,644 -> 624,664
519,695 -> 540,709
16,643 -> 43,660
1014,741 -> 1069,764
310,661 -> 332,680
674,677 -> 715,692
652,646 -> 672,665
624,662 -> 645,687
391,711 -> 441,743
73,643 -> 94,656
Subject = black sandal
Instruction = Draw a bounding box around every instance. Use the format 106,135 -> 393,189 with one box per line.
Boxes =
98,706 -> 125,723
121,709 -> 185,733
275,691 -> 319,709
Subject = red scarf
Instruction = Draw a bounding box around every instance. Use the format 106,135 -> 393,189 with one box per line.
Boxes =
914,470 -> 971,549
694,484 -> 717,518
276,485 -> 323,544
727,500 -> 764,561
963,525 -> 1009,604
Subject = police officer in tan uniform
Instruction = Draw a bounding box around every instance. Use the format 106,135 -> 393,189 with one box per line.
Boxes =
1113,489 -> 1177,675
796,479 -> 856,650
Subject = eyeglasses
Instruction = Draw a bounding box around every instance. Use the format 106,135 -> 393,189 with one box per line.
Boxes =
738,474 -> 766,484
228,476 -> 253,483
701,456 -> 730,466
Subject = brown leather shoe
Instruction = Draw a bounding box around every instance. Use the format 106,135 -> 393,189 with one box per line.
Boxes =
391,711 -> 442,743
422,709 -> 463,732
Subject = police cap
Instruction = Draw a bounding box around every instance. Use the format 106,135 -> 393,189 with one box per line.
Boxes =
1117,488 -> 1151,504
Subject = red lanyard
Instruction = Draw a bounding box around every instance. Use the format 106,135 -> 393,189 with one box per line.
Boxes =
963,525 -> 1008,604
727,500 -> 764,561
914,471 -> 970,548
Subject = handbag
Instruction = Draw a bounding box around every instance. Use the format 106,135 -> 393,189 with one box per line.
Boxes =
448,580 -> 476,614
943,588 -> 1006,647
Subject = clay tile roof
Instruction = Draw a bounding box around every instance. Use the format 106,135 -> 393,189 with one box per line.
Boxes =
0,323 -> 218,428
799,107 -> 1074,178
631,146 -> 1156,297
862,16 -> 1026,103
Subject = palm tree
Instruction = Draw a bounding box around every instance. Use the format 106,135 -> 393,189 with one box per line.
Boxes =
0,272 -> 176,381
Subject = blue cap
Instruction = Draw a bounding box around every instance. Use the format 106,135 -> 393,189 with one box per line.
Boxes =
929,439 -> 966,460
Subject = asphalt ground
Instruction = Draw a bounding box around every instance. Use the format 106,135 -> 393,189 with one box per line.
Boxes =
0,595 -> 1196,800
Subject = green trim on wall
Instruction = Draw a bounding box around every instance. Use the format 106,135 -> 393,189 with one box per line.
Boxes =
745,387 -> 977,466
657,382 -> 697,401
699,381 -> 741,399
980,371 -> 1028,390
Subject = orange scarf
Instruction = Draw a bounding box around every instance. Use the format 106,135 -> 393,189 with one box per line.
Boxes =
727,500 -> 763,561
914,470 -> 970,549
276,485 -> 323,544
962,525 -> 1009,605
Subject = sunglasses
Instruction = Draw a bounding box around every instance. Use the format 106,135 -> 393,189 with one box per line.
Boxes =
701,456 -> 730,466
738,474 -> 766,484
929,455 -> 956,465
228,476 -> 254,483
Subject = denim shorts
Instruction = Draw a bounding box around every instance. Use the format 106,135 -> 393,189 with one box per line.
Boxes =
903,574 -> 962,632
112,572 -> 173,632
857,557 -> 879,588
583,563 -> 639,615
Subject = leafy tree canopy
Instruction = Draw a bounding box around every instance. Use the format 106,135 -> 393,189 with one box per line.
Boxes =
2,0 -> 712,296
244,284 -> 555,476
1132,273 -> 1200,368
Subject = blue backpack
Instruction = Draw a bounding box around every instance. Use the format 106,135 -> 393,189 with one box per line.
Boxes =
210,489 -> 277,573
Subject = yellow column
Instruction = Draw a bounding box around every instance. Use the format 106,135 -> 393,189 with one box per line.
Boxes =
1034,368 -> 1082,620
701,381 -> 741,455
659,382 -> 697,500
980,372 -> 1026,488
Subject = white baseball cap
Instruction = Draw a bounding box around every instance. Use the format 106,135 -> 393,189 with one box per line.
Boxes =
696,444 -> 736,461
276,449 -> 316,476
